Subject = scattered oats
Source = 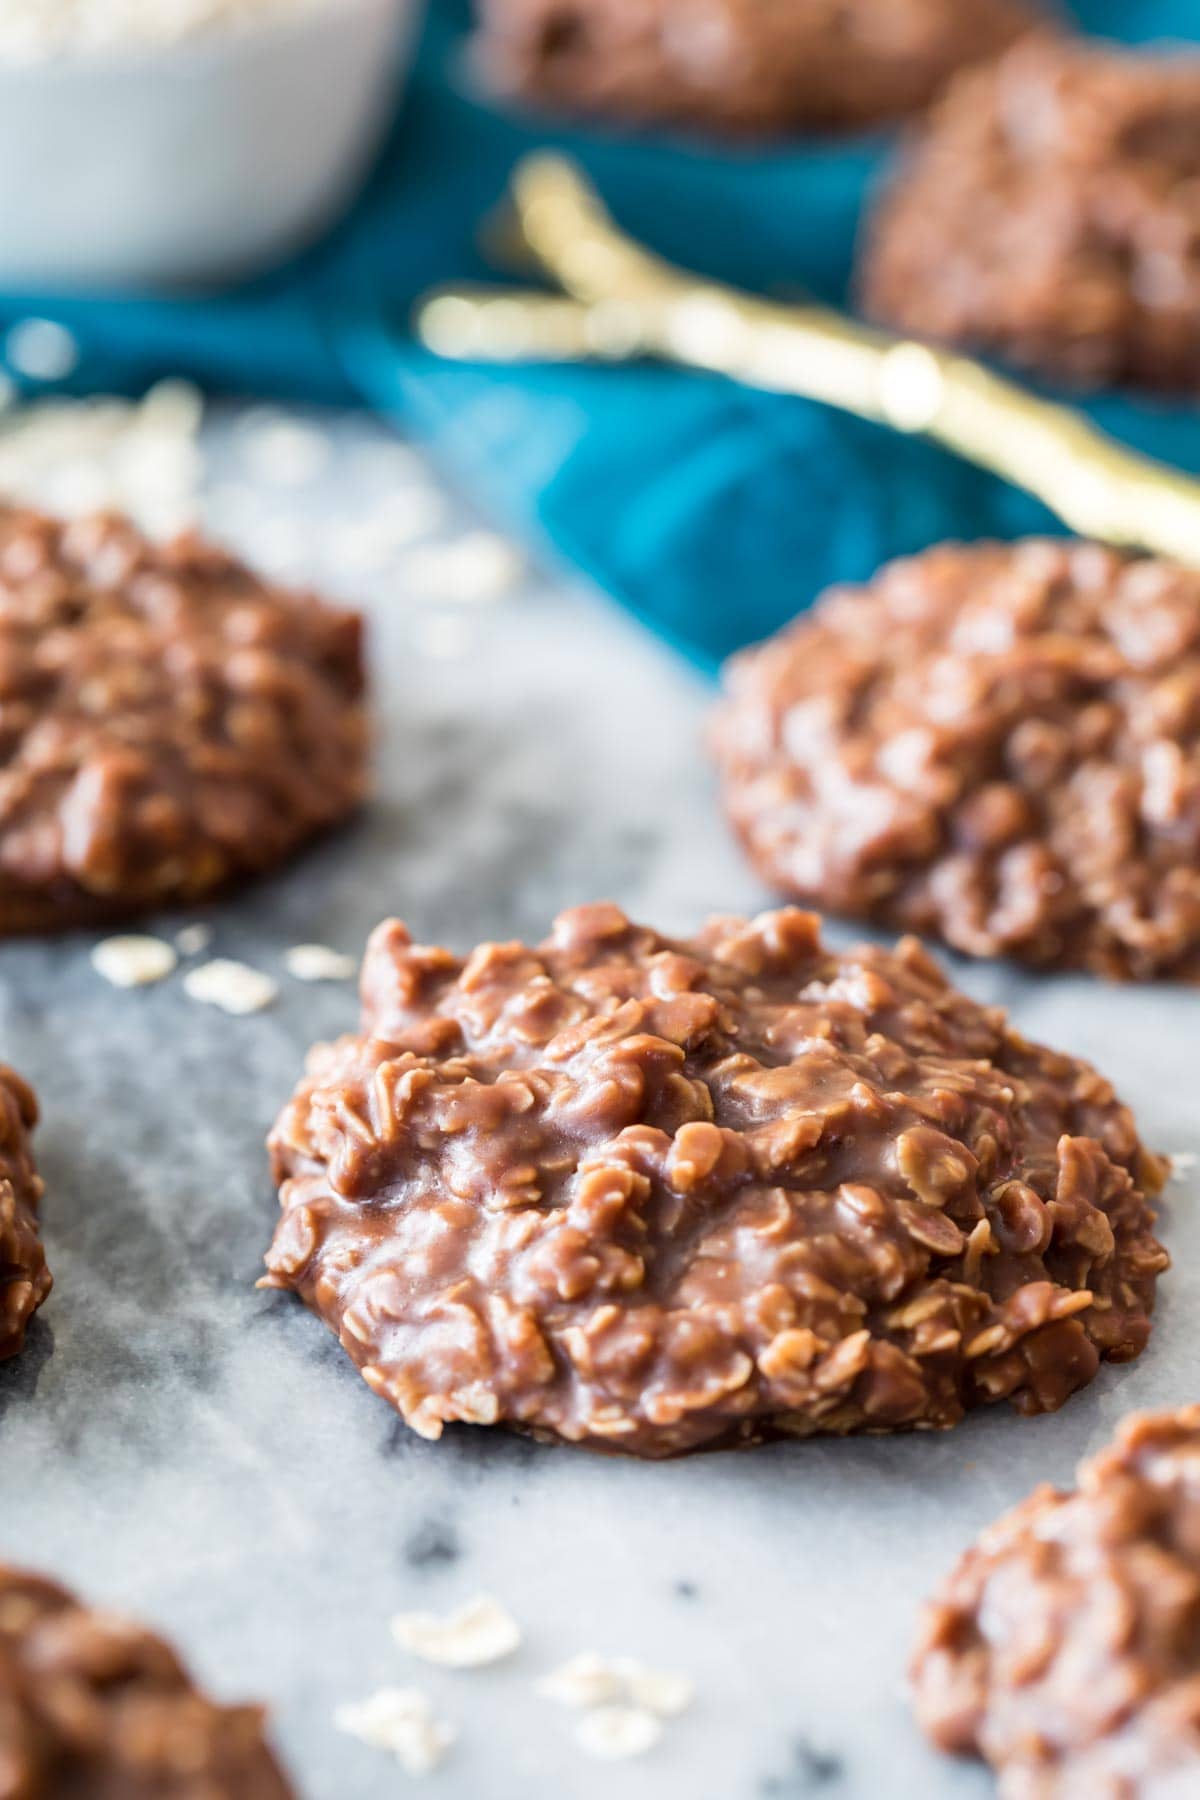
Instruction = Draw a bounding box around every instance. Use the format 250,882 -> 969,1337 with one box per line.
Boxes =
575,1705 -> 663,1761
391,1595 -> 521,1669
334,1688 -> 456,1776
412,613 -> 473,662
183,959 -> 278,1015
91,935 -> 178,989
238,413 -> 332,488
237,515 -> 314,579
329,490 -> 449,575
6,319 -> 80,383
285,943 -> 357,983
538,1654 -> 693,1718
0,1 -> 331,61
403,532 -> 524,605
1171,1152 -> 1198,1181
174,923 -> 214,957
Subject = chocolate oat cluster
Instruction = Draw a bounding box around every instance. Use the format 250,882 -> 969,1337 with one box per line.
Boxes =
474,0 -> 1041,134
266,903 -> 1166,1460
0,1064 -> 49,1361
0,1565 -> 293,1797
913,1408 -> 1200,1796
714,539 -> 1200,981
861,35 -> 1200,390
0,506 -> 367,933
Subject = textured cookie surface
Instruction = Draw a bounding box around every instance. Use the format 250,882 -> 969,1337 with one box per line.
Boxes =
474,0 -> 1040,134
714,539 -> 1200,981
0,506 -> 366,933
913,1408 -> 1200,1798
0,1066 -> 49,1360
0,1565 -> 293,1796
861,36 -> 1200,389
266,903 -> 1166,1459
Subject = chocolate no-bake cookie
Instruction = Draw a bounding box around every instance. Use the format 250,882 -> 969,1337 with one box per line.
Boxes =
861,36 -> 1200,390
0,1066 -> 49,1361
713,539 -> 1200,981
473,0 -> 1042,135
0,506 -> 367,934
0,1565 -> 293,1796
265,903 -> 1166,1460
913,1408 -> 1200,1797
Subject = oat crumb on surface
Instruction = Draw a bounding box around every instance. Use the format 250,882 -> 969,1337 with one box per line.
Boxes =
537,1653 -> 693,1717
390,1595 -> 521,1669
575,1705 -> 663,1761
334,1687 -> 455,1776
174,923 -> 214,957
284,943 -> 357,983
1170,1152 -> 1198,1181
183,959 -> 278,1016
90,935 -> 178,989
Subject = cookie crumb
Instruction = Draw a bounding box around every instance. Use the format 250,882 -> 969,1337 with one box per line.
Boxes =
91,935 -> 178,989
575,1705 -> 662,1761
391,1595 -> 521,1668
1170,1152 -> 1198,1181
174,924 -> 214,957
183,959 -> 277,1016
334,1687 -> 455,1776
284,944 -> 357,983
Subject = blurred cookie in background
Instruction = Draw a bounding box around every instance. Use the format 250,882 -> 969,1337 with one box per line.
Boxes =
861,35 -> 1200,390
0,507 -> 368,935
0,1565 -> 294,1796
0,1066 -> 49,1361
713,539 -> 1200,982
913,1407 -> 1200,1797
473,0 -> 1045,136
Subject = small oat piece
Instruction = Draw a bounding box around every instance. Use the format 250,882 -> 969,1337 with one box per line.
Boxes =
184,959 -> 278,1016
90,935 -> 178,989
391,1596 -> 521,1669
334,1687 -> 455,1776
1170,1152 -> 1198,1182
284,944 -> 356,984
175,923 -> 214,957
538,1654 -> 693,1718
575,1705 -> 663,1762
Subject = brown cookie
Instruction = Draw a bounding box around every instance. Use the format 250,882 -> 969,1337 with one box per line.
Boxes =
0,1066 -> 49,1361
265,902 -> 1166,1460
0,1565 -> 293,1797
713,539 -> 1200,981
0,507 -> 367,934
860,35 -> 1200,390
913,1407 -> 1200,1797
473,0 -> 1042,135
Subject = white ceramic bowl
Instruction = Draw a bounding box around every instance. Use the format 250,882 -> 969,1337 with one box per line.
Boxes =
0,0 -> 423,292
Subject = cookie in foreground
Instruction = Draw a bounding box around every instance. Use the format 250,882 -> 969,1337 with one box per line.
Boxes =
0,506 -> 367,933
0,1565 -> 293,1796
0,1065 -> 50,1360
860,35 -> 1200,390
913,1407 -> 1200,1797
473,0 -> 1041,135
265,903 -> 1166,1459
714,539 -> 1200,981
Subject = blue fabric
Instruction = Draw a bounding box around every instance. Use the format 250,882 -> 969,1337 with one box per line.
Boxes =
5,0 -> 1199,672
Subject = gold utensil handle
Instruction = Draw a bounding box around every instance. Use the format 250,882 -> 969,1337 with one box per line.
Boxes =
417,152 -> 1200,568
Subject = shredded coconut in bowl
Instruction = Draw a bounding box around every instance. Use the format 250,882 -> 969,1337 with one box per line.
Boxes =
0,0 -> 330,61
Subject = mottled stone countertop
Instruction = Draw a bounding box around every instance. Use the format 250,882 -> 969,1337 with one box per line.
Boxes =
0,405 -> 1195,1800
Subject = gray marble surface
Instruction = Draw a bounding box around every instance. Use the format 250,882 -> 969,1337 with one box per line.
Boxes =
0,406 -> 1197,1800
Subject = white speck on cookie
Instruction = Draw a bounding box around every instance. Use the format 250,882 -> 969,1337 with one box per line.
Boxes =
91,935 -> 177,989
183,959 -> 277,1015
174,923 -> 214,957
334,1688 -> 455,1776
538,1654 -> 693,1718
575,1705 -> 662,1761
284,944 -> 357,983
391,1595 -> 521,1668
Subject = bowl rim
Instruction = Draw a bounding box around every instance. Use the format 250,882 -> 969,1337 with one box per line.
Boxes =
0,0 -> 416,82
